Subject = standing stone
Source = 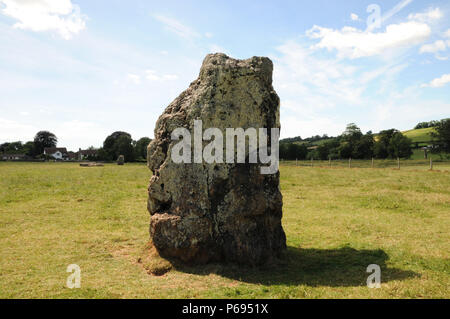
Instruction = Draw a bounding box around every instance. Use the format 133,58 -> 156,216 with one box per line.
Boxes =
147,53 -> 286,265
117,155 -> 124,165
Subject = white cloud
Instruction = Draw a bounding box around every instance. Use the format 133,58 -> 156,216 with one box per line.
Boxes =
375,0 -> 413,29
408,7 -> 443,23
163,74 -> 178,80
419,40 -> 447,54
307,21 -> 431,59
0,0 -> 86,39
145,69 -> 178,81
275,41 -> 361,103
154,14 -> 200,40
55,120 -> 109,151
273,14 -> 440,138
145,70 -> 159,81
370,99 -> 450,132
350,13 -> 359,21
281,116 -> 344,139
128,70 -> 178,84
204,32 -> 213,38
126,73 -> 141,85
0,14 -> 199,149
209,44 -> 226,53
0,117 -> 36,143
445,29 -> 450,38
421,74 -> 450,88
435,55 -> 449,61
273,41 -> 371,138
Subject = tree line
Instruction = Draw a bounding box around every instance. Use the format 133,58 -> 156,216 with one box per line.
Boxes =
0,131 -> 58,157
88,131 -> 151,162
280,119 -> 450,160
0,131 -> 152,162
414,120 -> 440,129
2,118 -> 449,162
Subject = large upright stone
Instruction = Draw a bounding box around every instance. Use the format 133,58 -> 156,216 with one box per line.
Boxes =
147,53 -> 286,265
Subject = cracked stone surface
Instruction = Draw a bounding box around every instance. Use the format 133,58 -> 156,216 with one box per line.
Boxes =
147,53 -> 286,265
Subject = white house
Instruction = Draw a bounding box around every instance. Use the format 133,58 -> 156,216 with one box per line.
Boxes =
44,147 -> 68,160
1,154 -> 27,160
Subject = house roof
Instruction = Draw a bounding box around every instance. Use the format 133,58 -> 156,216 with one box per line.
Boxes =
78,149 -> 97,155
44,147 -> 68,154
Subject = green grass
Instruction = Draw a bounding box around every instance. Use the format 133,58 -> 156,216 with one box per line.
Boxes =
402,127 -> 436,143
0,162 -> 449,298
410,149 -> 450,161
401,127 -> 449,160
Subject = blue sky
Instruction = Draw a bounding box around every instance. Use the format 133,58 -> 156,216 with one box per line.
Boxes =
0,0 -> 449,151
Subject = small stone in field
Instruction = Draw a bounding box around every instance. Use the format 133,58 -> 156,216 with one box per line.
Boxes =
117,155 -> 125,165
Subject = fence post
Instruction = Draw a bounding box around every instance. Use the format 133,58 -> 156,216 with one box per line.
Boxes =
397,157 -> 400,169
371,157 -> 374,168
349,157 -> 351,168
329,157 -> 331,168
296,158 -> 298,166
430,157 -> 433,170
311,157 -> 313,167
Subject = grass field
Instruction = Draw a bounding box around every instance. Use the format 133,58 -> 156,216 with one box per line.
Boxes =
0,162 -> 449,298
402,127 -> 436,143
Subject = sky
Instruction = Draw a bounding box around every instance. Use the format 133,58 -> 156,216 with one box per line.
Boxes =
0,0 -> 449,151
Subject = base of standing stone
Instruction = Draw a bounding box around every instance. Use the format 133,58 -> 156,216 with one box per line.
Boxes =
137,241 -> 173,276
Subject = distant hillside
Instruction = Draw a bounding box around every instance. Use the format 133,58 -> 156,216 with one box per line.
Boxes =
402,127 -> 437,144
282,126 -> 439,147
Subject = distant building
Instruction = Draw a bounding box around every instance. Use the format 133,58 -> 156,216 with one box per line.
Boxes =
44,147 -> 68,160
78,148 -> 98,160
1,153 -> 27,160
67,151 -> 78,161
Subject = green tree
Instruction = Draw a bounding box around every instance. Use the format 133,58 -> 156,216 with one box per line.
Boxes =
353,132 -> 374,159
374,129 -> 398,159
0,142 -> 10,153
317,139 -> 340,160
414,120 -> 439,129
1,141 -> 22,153
103,131 -> 133,161
316,143 -> 330,160
95,148 -> 109,161
341,123 -> 363,158
279,143 -> 288,160
342,123 -> 363,143
290,143 -> 308,160
279,143 -> 307,160
115,135 -> 135,162
22,141 -> 35,156
33,131 -> 57,155
388,132 -> 413,158
431,118 -> 450,153
338,142 -> 353,159
286,143 -> 297,160
134,137 -> 152,160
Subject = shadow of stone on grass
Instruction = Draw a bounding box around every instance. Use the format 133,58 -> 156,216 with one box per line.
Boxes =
173,246 -> 418,287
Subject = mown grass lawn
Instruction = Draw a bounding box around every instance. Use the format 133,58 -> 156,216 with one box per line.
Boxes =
0,162 -> 448,298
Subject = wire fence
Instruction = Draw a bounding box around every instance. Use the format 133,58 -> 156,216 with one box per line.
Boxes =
281,158 -> 450,171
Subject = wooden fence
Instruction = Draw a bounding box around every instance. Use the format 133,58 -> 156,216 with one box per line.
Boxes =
283,157 -> 450,171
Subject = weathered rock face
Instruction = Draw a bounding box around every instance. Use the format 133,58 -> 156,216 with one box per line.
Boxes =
147,53 -> 286,265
